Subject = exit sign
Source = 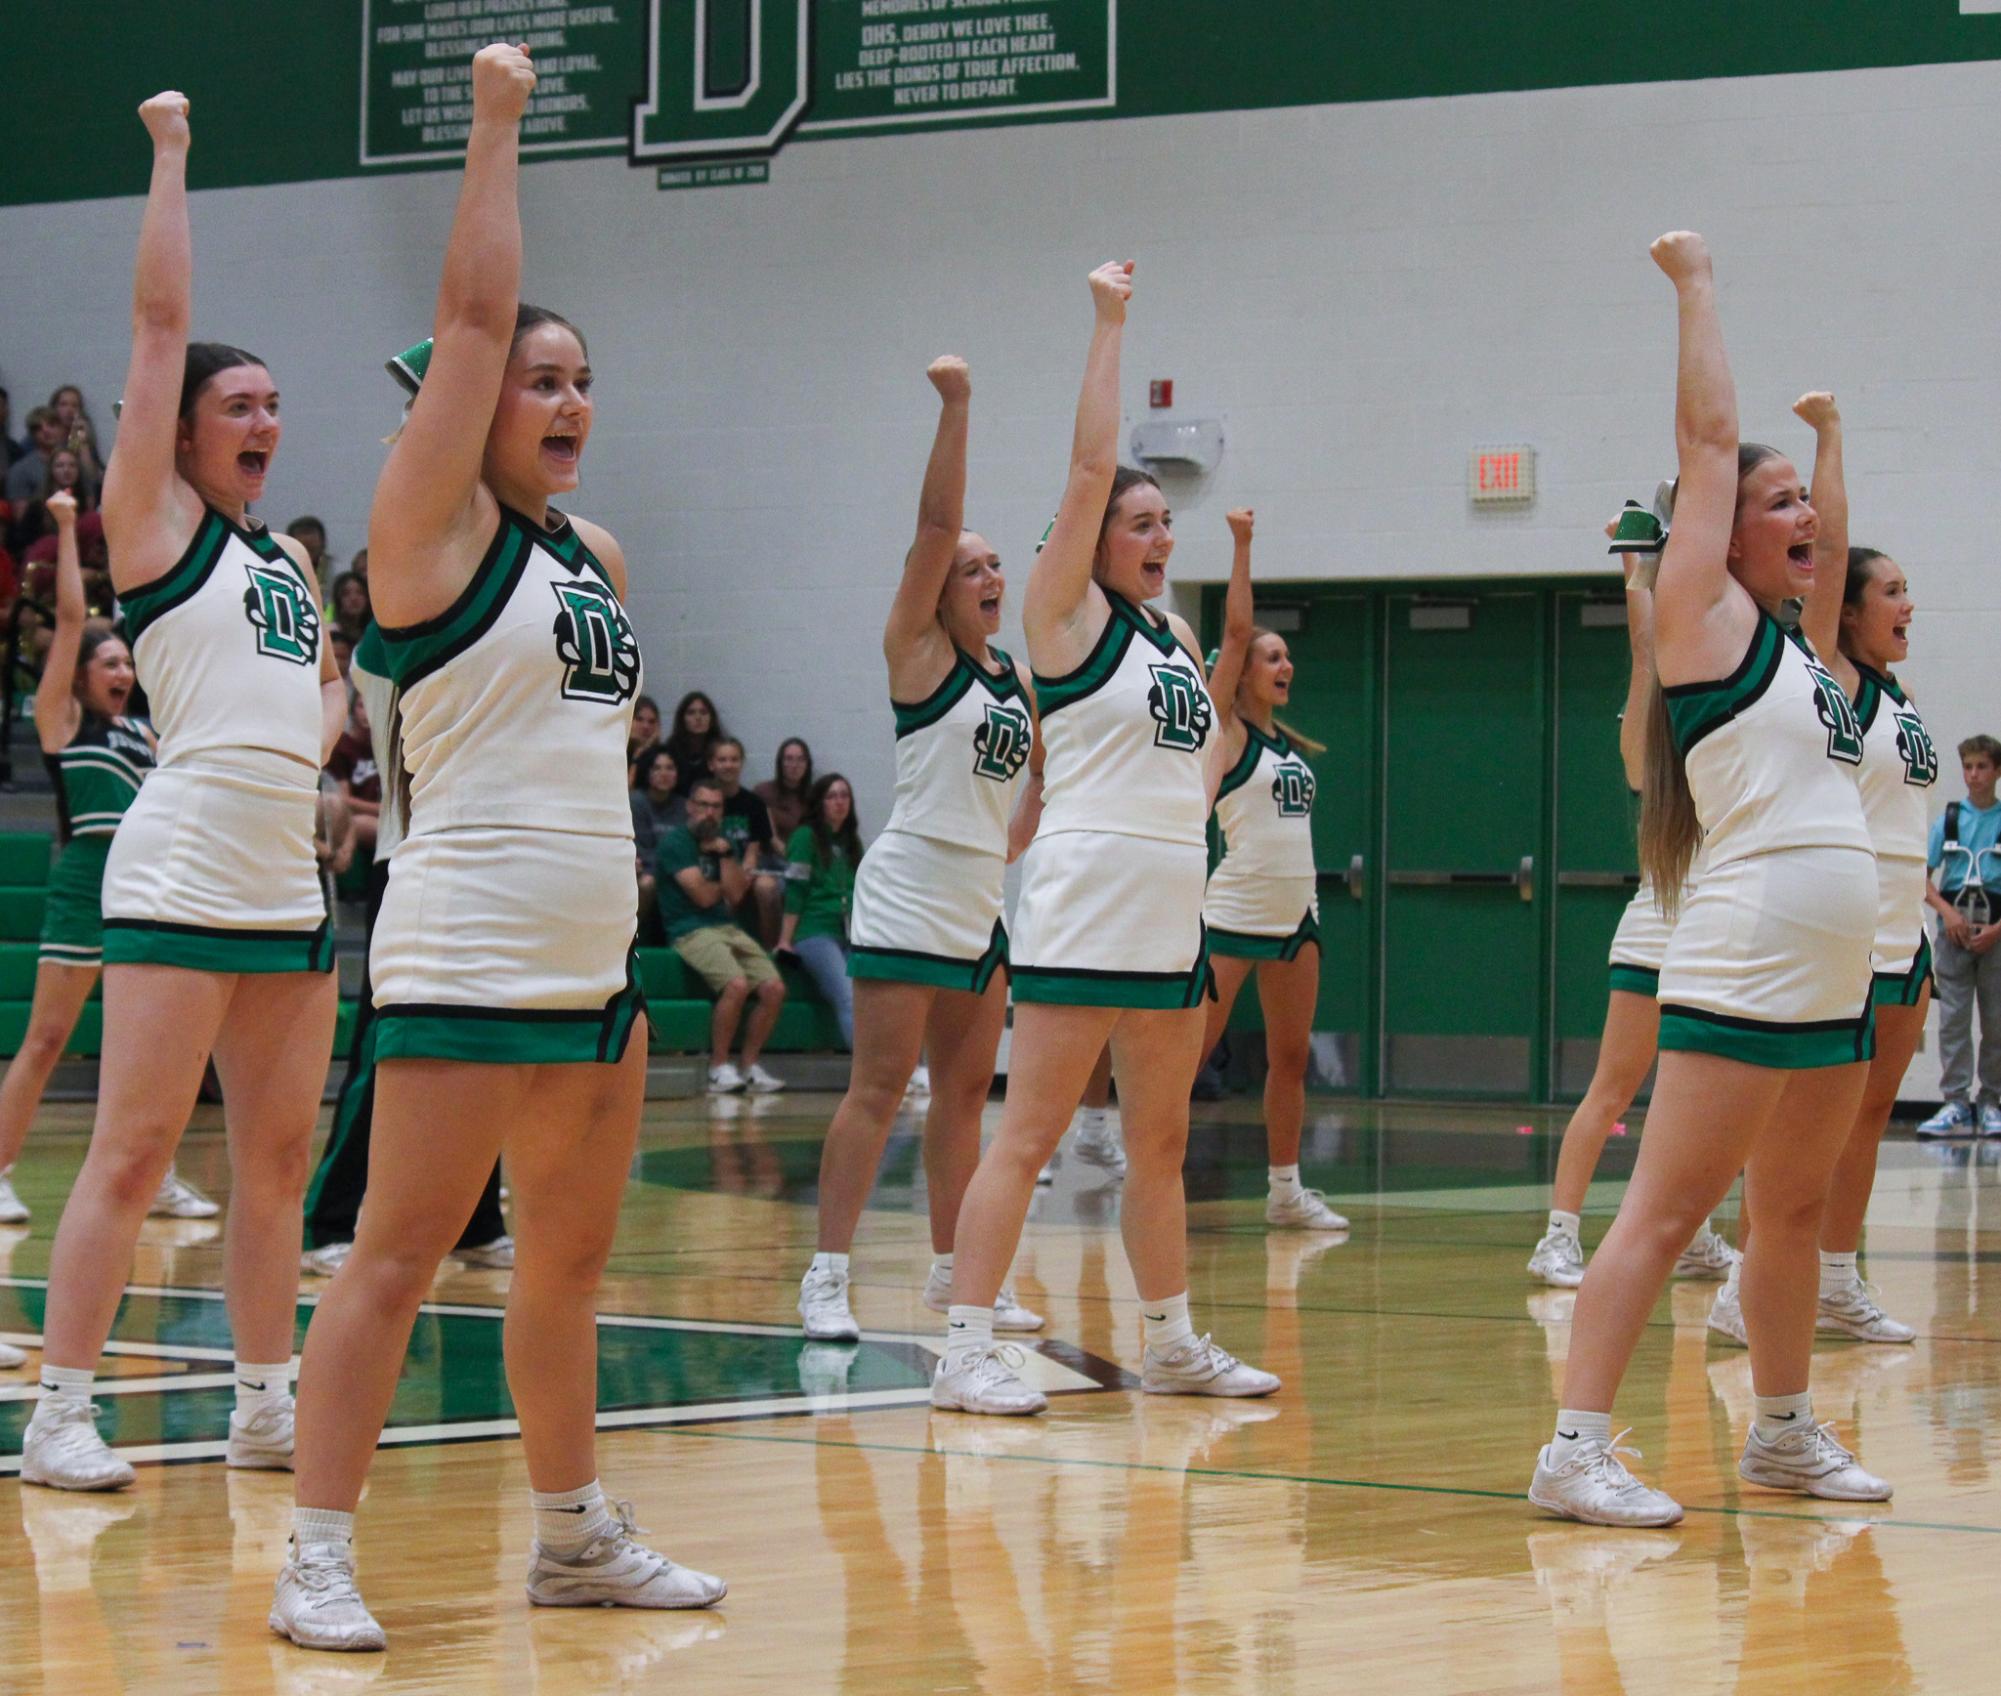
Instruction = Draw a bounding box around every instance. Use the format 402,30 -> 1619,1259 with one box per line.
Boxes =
1470,445 -> 1536,507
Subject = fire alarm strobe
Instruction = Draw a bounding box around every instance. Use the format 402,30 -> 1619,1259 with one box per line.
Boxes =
1149,379 -> 1173,409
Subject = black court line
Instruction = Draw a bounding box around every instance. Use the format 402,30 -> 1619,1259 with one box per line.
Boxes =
659,1425 -> 2001,1539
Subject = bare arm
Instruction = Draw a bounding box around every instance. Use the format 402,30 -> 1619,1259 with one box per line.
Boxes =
1006,666 -> 1045,863
1647,232 -> 1752,685
32,491 -> 83,753
1792,391 -> 1848,659
885,358 -> 971,657
368,43 -> 537,627
1022,263 -> 1132,647
103,92 -> 203,592
1204,508 -> 1257,725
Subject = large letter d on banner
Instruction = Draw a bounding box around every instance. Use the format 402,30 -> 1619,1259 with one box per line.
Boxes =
632,0 -> 812,161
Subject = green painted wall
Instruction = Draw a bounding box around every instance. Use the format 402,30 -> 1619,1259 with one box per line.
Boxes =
8,1 -> 2001,206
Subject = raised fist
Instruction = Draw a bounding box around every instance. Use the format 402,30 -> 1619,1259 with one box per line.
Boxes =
927,355 -> 970,403
1088,260 -> 1134,323
138,91 -> 191,150
46,489 -> 77,529
1792,391 -> 1840,431
1226,508 -> 1255,544
472,42 -> 537,124
1649,231 -> 1711,286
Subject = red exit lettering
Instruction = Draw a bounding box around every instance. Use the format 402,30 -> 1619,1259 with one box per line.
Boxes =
1479,453 -> 1521,492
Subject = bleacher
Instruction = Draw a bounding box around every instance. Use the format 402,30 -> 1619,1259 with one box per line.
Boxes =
0,825 -> 845,1062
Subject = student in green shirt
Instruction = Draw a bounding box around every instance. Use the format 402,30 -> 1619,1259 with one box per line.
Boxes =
777,774 -> 861,1048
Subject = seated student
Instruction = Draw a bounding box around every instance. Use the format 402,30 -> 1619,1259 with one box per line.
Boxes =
630,747 -> 685,933
756,737 -> 814,844
777,773 -> 860,1050
326,684 -> 381,854
658,778 -> 788,1095
627,693 -> 661,788
708,736 -> 785,945
1920,733 -> 2001,1138
665,689 -> 725,795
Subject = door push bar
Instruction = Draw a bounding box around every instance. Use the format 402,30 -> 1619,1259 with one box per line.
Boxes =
1387,856 -> 1535,902
1314,857 -> 1370,902
1555,870 -> 1642,890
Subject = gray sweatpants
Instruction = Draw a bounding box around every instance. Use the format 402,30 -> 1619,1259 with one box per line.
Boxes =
1934,924 -> 2001,1106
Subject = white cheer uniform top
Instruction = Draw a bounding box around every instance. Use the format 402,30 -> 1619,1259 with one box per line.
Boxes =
1032,589 -> 1212,845
348,624 -> 404,858
883,645 -> 1031,852
120,506 -> 323,778
1210,720 -> 1317,883
1662,611 -> 1871,868
1850,663 -> 1939,867
377,505 -> 641,840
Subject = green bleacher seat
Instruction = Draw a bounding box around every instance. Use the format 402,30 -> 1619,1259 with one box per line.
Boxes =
647,1001 -> 713,1054
0,890 -> 49,941
0,942 -> 39,998
634,941 -> 852,1054
0,996 -> 100,1058
0,833 -> 54,887
0,1003 -> 27,1054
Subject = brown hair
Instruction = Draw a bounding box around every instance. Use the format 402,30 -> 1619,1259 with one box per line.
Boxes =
1637,443 -> 1783,909
1960,734 -> 2001,766
1093,466 -> 1160,566
179,342 -> 266,422
513,303 -> 587,359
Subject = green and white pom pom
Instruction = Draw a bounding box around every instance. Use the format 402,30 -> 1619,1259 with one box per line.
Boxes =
386,338 -> 434,396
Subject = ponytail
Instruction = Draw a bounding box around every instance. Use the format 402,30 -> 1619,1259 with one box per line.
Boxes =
1637,674 -> 1699,916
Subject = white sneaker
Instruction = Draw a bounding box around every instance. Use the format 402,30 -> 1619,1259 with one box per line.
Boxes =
799,1265 -> 861,1342
1035,1154 -> 1057,1185
151,1169 -> 221,1219
1674,1228 -> 1739,1280
1072,1109 -> 1125,1176
228,1396 -> 296,1471
269,1540 -> 387,1652
1915,1100 -> 1974,1139
20,1399 -> 136,1491
1816,1277 -> 1916,1344
1265,1188 -> 1349,1231
0,1170 -> 28,1224
299,1241 -> 352,1277
1739,1421 -> 1891,1501
1981,1102 -> 2001,1140
930,1344 -> 1048,1415
454,1235 -> 515,1270
527,1500 -> 727,1609
1529,1430 -> 1683,1526
1707,1276 -> 1747,1347
0,1340 -> 25,1368
742,1063 -> 786,1095
1141,1334 -> 1280,1398
707,1062 -> 745,1095
1527,1229 -> 1586,1288
905,1066 -> 931,1097
920,1265 -> 1046,1332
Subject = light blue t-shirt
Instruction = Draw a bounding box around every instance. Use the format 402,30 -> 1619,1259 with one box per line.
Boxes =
1927,797 -> 2001,892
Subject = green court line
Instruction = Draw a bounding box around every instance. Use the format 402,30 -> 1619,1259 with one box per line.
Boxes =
660,1424 -> 2001,1538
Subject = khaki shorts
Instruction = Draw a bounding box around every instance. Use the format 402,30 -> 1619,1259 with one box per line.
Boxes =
673,922 -> 780,992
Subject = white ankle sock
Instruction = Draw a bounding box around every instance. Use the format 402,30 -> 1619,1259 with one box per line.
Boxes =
1818,1251 -> 1857,1295
1549,1408 -> 1612,1463
1077,1106 -> 1107,1133
294,1507 -> 355,1553
532,1480 -> 614,1554
931,1252 -> 954,1280
1547,1209 -> 1581,1240
33,1363 -> 93,1417
234,1359 -> 291,1419
1141,1292 -> 1196,1353
1753,1389 -> 1813,1443
810,1251 -> 849,1277
945,1304 -> 993,1361
1268,1165 -> 1304,1202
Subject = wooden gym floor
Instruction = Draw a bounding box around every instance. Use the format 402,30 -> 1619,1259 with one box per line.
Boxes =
0,1091 -> 1996,1694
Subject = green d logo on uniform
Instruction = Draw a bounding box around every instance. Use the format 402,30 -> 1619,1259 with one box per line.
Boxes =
1147,664 -> 1212,752
972,702 -> 1031,783
1805,662 -> 1864,766
1272,760 -> 1315,817
1894,710 -> 1939,787
243,563 -> 321,665
551,582 -> 641,704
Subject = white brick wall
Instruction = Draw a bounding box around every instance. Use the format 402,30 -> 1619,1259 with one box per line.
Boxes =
8,59 -> 1998,1095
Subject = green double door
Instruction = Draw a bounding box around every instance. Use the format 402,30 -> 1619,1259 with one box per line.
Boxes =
1202,581 -> 1636,1102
